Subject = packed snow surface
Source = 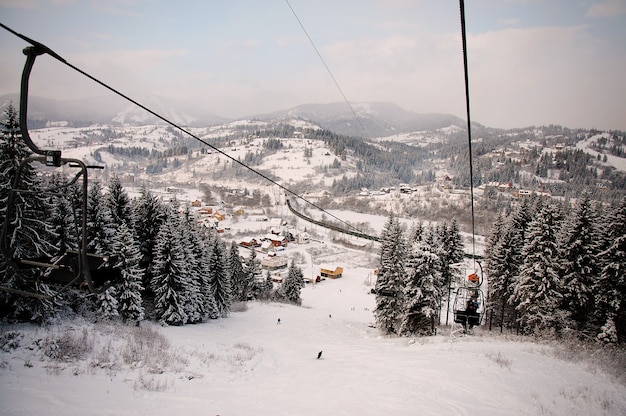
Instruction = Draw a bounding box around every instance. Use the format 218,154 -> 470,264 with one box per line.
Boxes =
1,259 -> 625,415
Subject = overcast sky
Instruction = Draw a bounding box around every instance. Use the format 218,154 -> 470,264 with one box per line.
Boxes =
0,0 -> 625,130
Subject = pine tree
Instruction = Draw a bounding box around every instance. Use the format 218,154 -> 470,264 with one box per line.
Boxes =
0,103 -> 27,225
374,213 -> 406,334
595,197 -> 626,343
558,191 -> 600,333
512,203 -> 566,335
258,269 -> 274,300
96,286 -> 120,320
46,172 -> 79,257
0,102 -> 51,259
105,174 -> 133,230
132,185 -> 165,295
485,216 -> 521,332
151,207 -> 188,325
208,237 -> 231,317
198,234 -> 220,320
0,103 -> 57,319
436,220 -> 465,325
86,181 -> 114,254
493,200 -> 536,333
280,261 -> 305,305
113,222 -> 145,323
229,242 -> 247,301
241,247 -> 261,301
400,239 -> 441,336
179,207 -> 203,324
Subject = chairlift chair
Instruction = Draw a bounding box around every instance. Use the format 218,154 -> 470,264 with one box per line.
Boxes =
451,263 -> 485,336
0,45 -> 120,299
452,286 -> 484,334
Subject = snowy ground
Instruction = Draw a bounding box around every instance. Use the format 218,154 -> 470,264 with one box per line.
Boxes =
2,126 -> 625,415
1,257 -> 625,416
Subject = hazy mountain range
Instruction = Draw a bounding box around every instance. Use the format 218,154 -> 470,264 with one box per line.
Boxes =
0,93 -> 467,138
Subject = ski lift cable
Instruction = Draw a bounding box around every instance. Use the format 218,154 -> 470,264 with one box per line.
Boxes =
0,21 -> 364,235
459,1 -> 478,270
284,0 -> 369,139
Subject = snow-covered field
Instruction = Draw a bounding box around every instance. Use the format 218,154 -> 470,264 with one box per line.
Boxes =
1,252 -> 625,416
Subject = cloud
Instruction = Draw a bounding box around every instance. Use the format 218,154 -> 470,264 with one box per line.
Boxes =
498,18 -> 522,27
0,0 -> 40,9
0,0 -> 76,9
464,24 -> 626,129
586,0 -> 626,17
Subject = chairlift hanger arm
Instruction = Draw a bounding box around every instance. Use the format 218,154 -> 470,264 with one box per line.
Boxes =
2,22 -> 68,166
19,46 -> 49,157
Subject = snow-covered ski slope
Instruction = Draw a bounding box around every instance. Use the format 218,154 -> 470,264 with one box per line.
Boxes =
1,257 -> 624,416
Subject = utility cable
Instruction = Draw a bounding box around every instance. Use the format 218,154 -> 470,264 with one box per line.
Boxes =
459,1 -> 478,268
284,0 -> 368,138
0,21 -> 365,235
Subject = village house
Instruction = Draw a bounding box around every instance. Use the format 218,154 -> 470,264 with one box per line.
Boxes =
263,234 -> 288,247
198,207 -> 213,215
261,255 -> 288,271
319,265 -> 343,279
240,237 -> 260,248
213,211 -> 226,221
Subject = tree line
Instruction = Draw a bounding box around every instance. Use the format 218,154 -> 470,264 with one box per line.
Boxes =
484,193 -> 626,344
0,104 -> 304,324
374,217 -> 466,336
374,192 -> 626,345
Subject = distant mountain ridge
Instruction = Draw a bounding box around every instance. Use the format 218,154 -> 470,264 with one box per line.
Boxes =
258,102 -> 467,138
0,94 -> 466,138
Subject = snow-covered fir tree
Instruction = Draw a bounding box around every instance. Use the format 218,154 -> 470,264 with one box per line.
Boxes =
485,214 -> 521,332
86,181 -> 114,255
487,200 -> 537,332
241,247 -> 261,301
208,237 -> 232,317
0,103 -> 57,320
374,213 -> 406,334
105,174 -> 133,231
229,242 -> 247,302
132,185 -> 165,296
279,261 -> 305,305
198,232 -> 220,320
151,205 -> 188,325
512,202 -> 566,335
399,237 -> 442,336
178,207 -> 204,324
594,197 -> 626,343
0,103 -> 27,225
45,173 -> 79,257
258,269 -> 274,300
96,286 -> 120,320
435,220 -> 465,325
113,222 -> 145,323
558,191 -> 601,333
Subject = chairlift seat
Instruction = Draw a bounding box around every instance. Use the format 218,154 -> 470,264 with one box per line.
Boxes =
45,250 -> 120,287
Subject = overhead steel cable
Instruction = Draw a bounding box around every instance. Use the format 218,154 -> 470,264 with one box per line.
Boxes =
459,1 -> 478,266
0,21 -> 365,235
284,0 -> 368,138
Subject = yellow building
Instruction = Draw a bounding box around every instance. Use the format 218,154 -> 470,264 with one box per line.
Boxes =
320,265 -> 343,279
